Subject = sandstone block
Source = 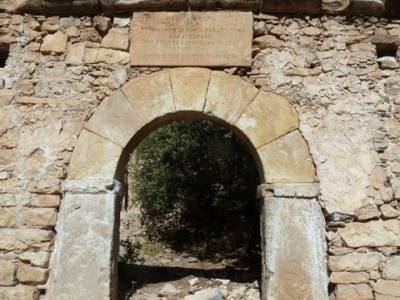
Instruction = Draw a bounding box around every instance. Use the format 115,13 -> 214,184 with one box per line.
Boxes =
68,129 -> 122,180
328,252 -> 383,272
330,272 -> 370,284
40,31 -> 68,55
236,91 -> 299,148
0,90 -> 15,107
340,220 -> 400,248
85,91 -> 144,148
355,205 -> 381,221
19,251 -> 50,268
0,229 -> 54,251
122,71 -> 175,124
0,261 -> 16,286
0,207 -> 16,227
170,68 -> 210,113
374,279 -> 400,297
257,130 -> 316,183
0,285 -> 40,300
101,27 -> 129,51
0,194 -> 16,207
21,208 -> 57,227
95,48 -> 130,64
205,71 -> 258,125
29,195 -> 60,208
380,204 -> 400,219
17,264 -> 48,285
65,42 -> 85,65
334,283 -> 373,300
382,256 -> 400,280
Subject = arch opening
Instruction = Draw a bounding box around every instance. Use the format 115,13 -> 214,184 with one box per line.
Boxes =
46,68 -> 328,300
118,119 -> 262,299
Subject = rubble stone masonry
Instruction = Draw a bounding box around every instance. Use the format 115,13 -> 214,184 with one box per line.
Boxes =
0,4 -> 399,300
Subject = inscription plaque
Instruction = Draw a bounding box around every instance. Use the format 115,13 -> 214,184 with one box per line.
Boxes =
130,12 -> 253,67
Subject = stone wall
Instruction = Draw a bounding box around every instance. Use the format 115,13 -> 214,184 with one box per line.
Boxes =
0,10 -> 399,300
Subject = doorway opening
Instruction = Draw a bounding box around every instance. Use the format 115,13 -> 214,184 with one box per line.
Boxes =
118,119 -> 261,300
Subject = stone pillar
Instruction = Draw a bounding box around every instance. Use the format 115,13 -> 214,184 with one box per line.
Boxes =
46,179 -> 123,300
258,183 -> 329,300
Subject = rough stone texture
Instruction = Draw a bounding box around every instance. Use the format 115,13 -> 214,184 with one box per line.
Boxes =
382,256 -> 400,280
334,283 -> 374,300
40,31 -> 68,55
170,68 -> 210,113
17,263 -> 48,284
205,71 -> 259,124
373,279 -> 400,297
122,71 -> 175,124
46,183 -> 120,300
68,129 -> 122,180
328,251 -> 384,272
262,197 -> 328,300
236,91 -> 299,148
0,11 -> 399,300
0,261 -> 16,286
85,91 -> 144,148
340,220 -> 400,247
257,130 -> 316,183
101,27 -> 129,51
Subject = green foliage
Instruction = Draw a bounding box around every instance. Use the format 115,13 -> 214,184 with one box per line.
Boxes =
128,120 -> 260,259
119,238 -> 144,265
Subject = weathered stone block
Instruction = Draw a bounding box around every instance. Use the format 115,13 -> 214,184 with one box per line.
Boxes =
29,195 -> 60,208
21,208 -> 57,227
0,207 -> 16,227
257,130 -> 316,183
334,283 -> 373,300
95,48 -> 130,64
0,261 -> 16,286
340,220 -> 400,247
374,279 -> 400,297
0,285 -> 40,300
170,68 -> 210,113
101,28 -> 129,51
0,229 -> 54,251
40,31 -> 68,55
236,91 -> 299,148
330,271 -> 370,284
85,91 -> 144,148
46,190 -> 119,300
17,263 -> 48,284
122,71 -> 175,124
65,42 -> 85,66
382,256 -> 400,280
262,198 -> 328,300
329,252 -> 383,272
205,71 -> 258,125
322,0 -> 350,12
19,251 -> 50,268
0,90 -> 15,107
68,129 -> 122,180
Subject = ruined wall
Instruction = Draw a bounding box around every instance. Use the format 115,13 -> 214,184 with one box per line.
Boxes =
0,10 -> 399,300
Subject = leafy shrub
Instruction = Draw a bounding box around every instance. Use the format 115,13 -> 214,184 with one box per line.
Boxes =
128,120 -> 260,259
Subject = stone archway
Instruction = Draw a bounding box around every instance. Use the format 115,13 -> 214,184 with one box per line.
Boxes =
46,68 -> 328,300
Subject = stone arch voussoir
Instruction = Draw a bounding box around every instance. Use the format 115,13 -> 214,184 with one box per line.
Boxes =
69,67 -> 316,184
